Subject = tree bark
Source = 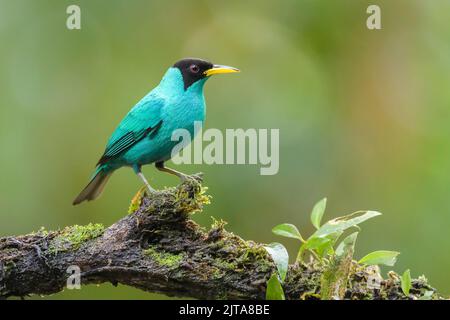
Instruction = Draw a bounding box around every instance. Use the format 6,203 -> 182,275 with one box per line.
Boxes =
0,177 -> 440,300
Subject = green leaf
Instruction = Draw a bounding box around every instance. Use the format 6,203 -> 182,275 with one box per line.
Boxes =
272,223 -> 304,242
335,232 -> 358,257
315,231 -> 343,257
401,269 -> 412,296
264,242 -> 289,282
314,211 -> 381,238
305,236 -> 332,250
266,273 -> 285,300
299,231 -> 343,261
311,198 -> 327,229
358,250 -> 400,267
303,237 -> 332,261
298,237 -> 331,262
315,241 -> 334,257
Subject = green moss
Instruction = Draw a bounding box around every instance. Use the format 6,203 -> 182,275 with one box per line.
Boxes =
31,226 -> 49,236
237,242 -> 272,271
208,225 -> 273,273
143,246 -> 184,268
210,267 -> 224,279
174,181 -> 211,214
49,223 -> 105,254
210,217 -> 227,230
207,258 -> 238,279
213,259 -> 237,270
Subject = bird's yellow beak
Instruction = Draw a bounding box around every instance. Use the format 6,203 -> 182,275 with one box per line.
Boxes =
204,64 -> 240,77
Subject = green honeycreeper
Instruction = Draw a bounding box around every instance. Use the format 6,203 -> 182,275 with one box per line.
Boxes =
73,58 -> 239,205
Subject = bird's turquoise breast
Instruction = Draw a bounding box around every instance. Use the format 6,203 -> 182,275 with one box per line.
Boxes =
121,69 -> 206,166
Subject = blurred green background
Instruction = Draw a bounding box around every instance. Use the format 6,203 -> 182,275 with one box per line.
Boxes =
1,0 -> 450,299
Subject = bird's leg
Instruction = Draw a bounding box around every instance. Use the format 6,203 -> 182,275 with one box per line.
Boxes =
138,172 -> 156,193
155,161 -> 188,182
133,165 -> 156,193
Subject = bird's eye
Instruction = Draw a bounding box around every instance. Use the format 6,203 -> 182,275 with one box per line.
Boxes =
189,64 -> 200,73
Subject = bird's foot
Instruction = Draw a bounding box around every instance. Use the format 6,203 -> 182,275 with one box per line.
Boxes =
191,172 -> 203,182
136,172 -> 157,195
145,185 -> 157,194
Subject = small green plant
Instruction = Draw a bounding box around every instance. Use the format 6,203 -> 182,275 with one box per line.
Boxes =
265,198 -> 405,300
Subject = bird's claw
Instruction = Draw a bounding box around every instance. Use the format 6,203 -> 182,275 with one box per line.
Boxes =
145,186 -> 157,194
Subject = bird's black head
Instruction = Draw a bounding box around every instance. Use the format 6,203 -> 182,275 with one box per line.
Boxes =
173,58 -> 213,90
173,58 -> 239,90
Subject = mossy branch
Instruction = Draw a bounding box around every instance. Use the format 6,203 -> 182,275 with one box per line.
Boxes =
0,177 -> 441,299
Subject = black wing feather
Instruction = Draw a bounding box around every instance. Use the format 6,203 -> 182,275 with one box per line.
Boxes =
97,120 -> 162,165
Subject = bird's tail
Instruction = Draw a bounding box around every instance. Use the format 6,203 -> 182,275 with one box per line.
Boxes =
73,167 -> 112,205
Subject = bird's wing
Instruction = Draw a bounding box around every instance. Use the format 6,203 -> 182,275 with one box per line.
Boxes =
97,95 -> 164,165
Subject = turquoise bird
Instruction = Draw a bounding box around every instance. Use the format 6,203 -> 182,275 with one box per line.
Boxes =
73,58 -> 239,205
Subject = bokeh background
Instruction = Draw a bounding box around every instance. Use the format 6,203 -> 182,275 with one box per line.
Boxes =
1,0 -> 450,299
